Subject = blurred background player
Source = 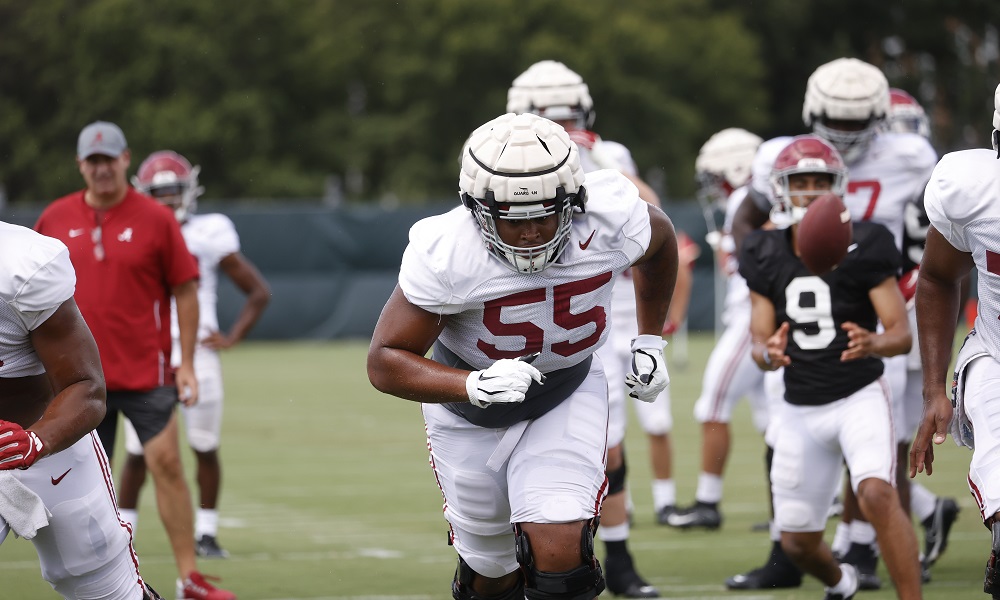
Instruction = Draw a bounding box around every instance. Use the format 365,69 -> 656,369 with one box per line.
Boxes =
741,133 -> 921,600
117,151 -> 271,559
910,81 -> 1000,600
867,87 -> 961,581
507,59 -> 675,597
35,121 -> 236,600
367,112 -> 678,600
726,58 -> 943,591
667,128 -> 771,531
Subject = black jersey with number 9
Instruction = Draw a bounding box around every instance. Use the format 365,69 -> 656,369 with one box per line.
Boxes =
739,221 -> 900,406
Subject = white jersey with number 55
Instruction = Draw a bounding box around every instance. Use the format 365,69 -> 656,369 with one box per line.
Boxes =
399,170 -> 651,374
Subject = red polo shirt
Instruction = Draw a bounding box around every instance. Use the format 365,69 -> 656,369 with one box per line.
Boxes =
36,188 -> 199,391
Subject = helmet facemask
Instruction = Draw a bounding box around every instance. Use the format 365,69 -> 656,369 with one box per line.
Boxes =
464,186 -> 584,273
811,117 -> 880,164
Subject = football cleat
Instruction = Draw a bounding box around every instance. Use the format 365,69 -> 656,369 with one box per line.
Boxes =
196,534 -> 231,559
176,571 -> 236,600
725,542 -> 803,590
922,497 -> 960,566
604,553 -> 659,598
985,521 -> 1000,599
654,505 -> 678,526
840,542 -> 881,590
823,563 -> 858,600
664,501 -> 722,530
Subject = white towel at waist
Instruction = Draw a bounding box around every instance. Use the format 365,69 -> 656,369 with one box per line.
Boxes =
0,471 -> 50,539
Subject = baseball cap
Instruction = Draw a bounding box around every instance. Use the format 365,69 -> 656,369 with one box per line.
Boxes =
77,121 -> 128,159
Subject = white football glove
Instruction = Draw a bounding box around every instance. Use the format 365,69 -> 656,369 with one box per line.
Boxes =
466,356 -> 545,409
625,335 -> 670,402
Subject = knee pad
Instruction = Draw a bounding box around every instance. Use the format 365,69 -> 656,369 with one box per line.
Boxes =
606,457 -> 627,496
515,521 -> 606,600
452,556 -> 523,600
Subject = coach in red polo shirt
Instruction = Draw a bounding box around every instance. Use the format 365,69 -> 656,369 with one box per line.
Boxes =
36,122 -> 236,599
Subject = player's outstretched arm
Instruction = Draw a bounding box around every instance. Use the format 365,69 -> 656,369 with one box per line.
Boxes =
631,204 -> 677,336
25,298 -> 106,458
368,286 -> 474,404
910,227 -> 975,477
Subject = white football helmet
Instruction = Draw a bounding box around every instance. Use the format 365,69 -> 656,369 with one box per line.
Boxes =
506,60 -> 595,129
460,113 -> 586,274
802,58 -> 889,164
132,150 -> 203,222
883,88 -> 931,138
770,135 -> 847,225
695,128 -> 763,205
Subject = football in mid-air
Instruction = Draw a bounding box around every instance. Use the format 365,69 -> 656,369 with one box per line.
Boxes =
795,193 -> 852,276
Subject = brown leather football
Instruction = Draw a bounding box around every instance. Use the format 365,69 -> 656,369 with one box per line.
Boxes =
796,193 -> 853,275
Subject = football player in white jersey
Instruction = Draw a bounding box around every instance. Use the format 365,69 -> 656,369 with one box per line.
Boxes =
507,59 -> 674,598
368,112 -> 678,600
118,151 -> 271,559
911,82 -> 1000,600
666,128 -> 771,533
880,87 -> 962,580
507,59 -> 684,597
0,223 -> 162,599
727,57 -> 940,591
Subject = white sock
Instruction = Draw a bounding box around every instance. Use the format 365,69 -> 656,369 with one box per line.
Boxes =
695,473 -> 723,504
911,483 -> 937,523
769,520 -> 780,542
652,479 -> 676,511
829,563 -> 857,595
596,522 -> 629,542
195,509 -> 219,538
849,520 -> 877,546
831,521 -> 850,556
118,508 -> 138,536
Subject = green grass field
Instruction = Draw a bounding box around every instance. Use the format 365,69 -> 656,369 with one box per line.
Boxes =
0,334 -> 988,599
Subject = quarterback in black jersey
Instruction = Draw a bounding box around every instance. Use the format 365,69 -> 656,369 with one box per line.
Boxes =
738,135 -> 922,600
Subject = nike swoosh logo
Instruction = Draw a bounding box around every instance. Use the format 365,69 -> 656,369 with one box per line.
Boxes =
579,230 -> 596,250
68,228 -> 86,238
51,468 -> 71,485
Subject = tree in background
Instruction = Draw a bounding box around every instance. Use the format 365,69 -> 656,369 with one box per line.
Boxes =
0,0 -> 994,205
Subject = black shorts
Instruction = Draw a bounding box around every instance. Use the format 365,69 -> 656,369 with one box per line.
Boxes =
96,386 -> 178,458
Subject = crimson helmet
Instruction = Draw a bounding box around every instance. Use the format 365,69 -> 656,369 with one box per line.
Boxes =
770,135 -> 847,224
884,88 -> 931,138
132,151 -> 203,222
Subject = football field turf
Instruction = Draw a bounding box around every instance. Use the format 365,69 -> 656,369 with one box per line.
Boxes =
0,334 -> 987,599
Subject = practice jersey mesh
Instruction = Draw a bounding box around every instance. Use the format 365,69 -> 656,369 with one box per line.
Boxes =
924,148 -> 1000,361
0,223 -> 75,378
